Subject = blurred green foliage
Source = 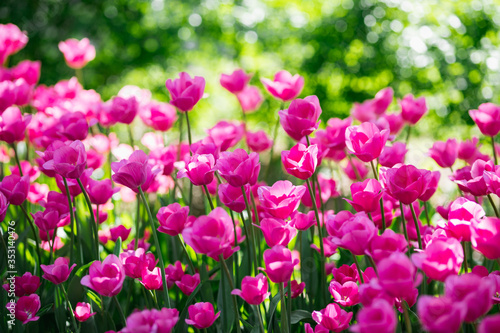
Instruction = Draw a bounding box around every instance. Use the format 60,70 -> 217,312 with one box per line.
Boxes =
2,0 -> 500,138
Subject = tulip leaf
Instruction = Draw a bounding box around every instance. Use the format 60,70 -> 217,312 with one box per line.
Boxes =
37,303 -> 54,317
75,260 -> 96,278
54,286 -> 67,332
217,262 -> 235,333
176,282 -> 203,333
290,310 -> 311,324
266,293 -> 281,333
113,237 -> 122,256
87,289 -> 103,311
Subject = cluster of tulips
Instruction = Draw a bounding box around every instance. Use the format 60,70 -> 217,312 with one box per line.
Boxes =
2,22 -> 500,333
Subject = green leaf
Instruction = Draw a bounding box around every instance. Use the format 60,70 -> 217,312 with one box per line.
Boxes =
267,293 -> 281,333
113,237 -> 122,256
176,282 -> 203,333
75,260 -> 95,278
217,264 -> 235,333
54,286 -> 67,332
290,310 -> 311,324
37,303 -> 54,317
87,289 -> 103,311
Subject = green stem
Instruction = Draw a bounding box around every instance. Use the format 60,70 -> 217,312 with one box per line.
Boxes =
492,136 -> 498,165
229,210 -> 240,283
60,285 -> 79,333
184,111 -> 193,151
113,295 -> 127,326
405,125 -> 411,146
369,160 -> 378,180
399,202 -> 410,255
241,186 -> 259,276
77,178 -> 99,260
138,187 -> 171,308
75,68 -> 84,86
351,252 -> 364,284
10,143 -> 23,176
287,280 -> 292,332
63,178 -> 76,265
127,125 -> 134,147
219,255 -> 242,333
279,283 -> 289,333
409,203 -> 423,250
254,304 -> 265,333
487,194 -> 500,218
462,241 -> 469,273
203,184 -> 215,210
177,234 -> 196,274
402,300 -> 412,333
135,194 -> 140,250
20,204 -> 42,277
423,201 -> 430,226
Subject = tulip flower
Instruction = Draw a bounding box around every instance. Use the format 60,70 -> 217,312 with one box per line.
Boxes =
119,248 -> 157,279
121,308 -> 179,333
231,273 -> 270,305
10,60 -> 41,85
316,117 -> 352,151
279,95 -> 322,141
177,153 -> 216,186
220,69 -> 252,94
140,101 -> 177,131
345,178 -> 384,213
80,254 -> 125,297
258,180 -> 306,219
428,138 -> 458,168
218,183 -> 249,213
236,85 -> 264,113
412,237 -> 463,282
0,23 -> 28,64
471,217 -> 500,259
0,174 -> 29,205
479,315 -> 500,333
165,72 -> 205,112
382,164 -> 431,204
141,267 -> 163,290
330,212 -> 378,255
329,280 -> 360,307
0,81 -> 16,112
42,140 -> 87,179
345,122 -> 389,162
383,112 -> 405,135
0,106 -> 32,144
109,95 -> 139,125
111,150 -> 159,192
291,211 -> 316,231
86,178 -> 117,205
368,229 -> 408,263
446,197 -> 484,241
215,148 -> 260,187
2,272 -> 40,297
419,170 -> 441,202
185,302 -> 220,329
58,38 -> 96,69
255,218 -> 297,247
351,299 -> 397,333
400,94 -> 427,125
378,252 -> 421,299
58,112 -> 89,141
207,120 -> 245,151
74,302 -> 96,322
109,225 -> 131,242
343,157 -> 369,180
165,261 -> 184,289
281,143 -> 318,180
285,280 -> 305,298
155,203 -> 189,236
417,295 -> 465,333
260,70 -> 304,102
262,245 -> 299,283
246,130 -> 273,152
469,103 -> 500,137
175,273 -> 200,295
312,303 -> 353,332
378,142 -> 407,167
11,294 -> 40,324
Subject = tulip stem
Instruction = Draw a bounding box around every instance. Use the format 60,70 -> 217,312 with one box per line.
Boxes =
423,201 -> 430,226
492,136 -> 498,165
367,255 -> 378,276
408,203 -> 423,250
399,202 -> 410,255
241,186 -> 259,276
63,178 -> 77,265
278,283 -> 289,333
134,194 -> 140,250
487,194 -> 500,218
228,210 -> 240,283
254,304 -> 265,333
177,234 -> 196,274
75,68 -> 84,86
402,300 -> 412,333
462,241 -> 469,273
287,280 -> 292,332
184,111 -> 193,151
346,153 -> 361,181
265,102 -> 284,180
19,204 -> 42,277
112,295 -> 127,326
219,254 -> 242,333
10,143 -> 23,176
138,187 -> 171,308
203,185 -> 215,211
369,160 -> 378,180
127,125 -> 134,147
60,284 -> 79,333
405,125 -> 411,146
77,178 -> 99,260
351,252 -> 365,284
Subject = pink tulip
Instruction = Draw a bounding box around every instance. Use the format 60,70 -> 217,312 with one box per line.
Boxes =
41,191 -> 70,217
479,315 -> 500,333
86,178 -> 117,205
469,103 -> 500,137
0,23 -> 28,64
0,106 -> 32,144
12,78 -> 32,106
140,101 -> 178,131
343,157 -> 369,180
182,207 -> 238,261
109,225 -> 131,242
216,148 -> 260,187
10,294 -> 40,324
281,143 -> 318,180
110,95 -> 139,125
446,197 -> 484,241
412,237 -> 463,282
155,203 -> 189,236
278,95 -> 322,140
0,174 -> 29,205
316,117 -> 352,152
345,122 -> 389,162
260,70 -> 304,102
419,170 -> 440,202
74,302 -> 96,322
177,153 -> 216,186
417,295 -> 465,333
331,263 -> 361,284
291,211 -> 316,231
383,112 -> 404,135
2,272 -> 40,297
121,308 -> 179,333
246,130 -> 272,152
207,120 -> 244,151
262,245 -> 299,283
42,140 -> 87,179
255,218 -> 297,247
220,69 -> 252,94
10,60 -> 41,85
236,85 -> 263,113
80,254 -> 125,297
350,299 -> 397,333
330,212 -> 378,255
428,139 -> 458,168
141,267 -> 163,290
185,302 -> 220,329
378,252 -> 421,299
458,137 -> 482,163
58,38 -> 96,69
378,142 -> 407,168
165,261 -> 184,289
58,112 -> 89,141
312,303 -> 353,332
40,257 -> 76,284
218,183 -> 249,213
165,72 -> 205,112
483,167 -> 500,196
175,273 -> 200,295
400,94 -> 427,125
27,182 -> 47,204
368,229 -> 408,263
111,150 -> 159,192
382,164 -> 431,204
231,273 -> 270,305
471,217 -> 500,259
258,180 -> 306,219
329,280 -> 360,306
0,81 -> 16,112
345,179 -> 384,213
119,248 -> 157,279
285,280 -> 305,298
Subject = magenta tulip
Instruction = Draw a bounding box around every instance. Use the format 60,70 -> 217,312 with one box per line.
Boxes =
401,94 -> 427,125
2,272 -> 40,297
291,211 -> 316,231
479,315 -> 500,333
345,179 -> 384,213
207,120 -> 244,151
258,180 -> 306,219
382,164 -> 431,204
255,218 -> 297,247
42,140 -> 87,179
0,106 -> 32,144
0,174 -> 29,205
428,138 -> 458,168
312,303 -> 353,332
469,103 -> 500,137
0,23 -> 28,64
351,299 -> 397,333
40,257 -> 76,285
140,101 -> 177,131
177,153 -> 216,186
175,273 -> 200,295
215,148 -> 260,187
378,252 -> 421,299
231,273 -> 270,305
220,69 -> 252,94
278,95 -> 322,140
281,143 -> 318,180
343,157 -> 369,180
165,72 -> 205,112
119,248 -> 157,279
112,150 -> 159,192
218,183 -> 249,213
446,197 -> 484,241
11,294 -> 40,324
329,280 -> 360,306
345,122 -> 389,162
10,60 -> 41,85
236,85 -> 264,113
121,308 -> 179,333
156,203 -> 189,236
330,212 -> 378,255
471,217 -> 500,259
58,112 -> 89,141
262,245 -> 299,283
74,302 -> 96,322
80,254 -> 125,297
58,38 -> 96,69
165,261 -> 184,289
246,130 -> 273,152
417,295 -> 465,333
185,302 -> 220,329
412,237 -> 463,282
379,142 -> 407,168
260,70 -> 304,102
368,229 -> 408,263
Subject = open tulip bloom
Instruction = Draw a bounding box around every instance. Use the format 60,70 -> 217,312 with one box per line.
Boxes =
4,27 -> 500,332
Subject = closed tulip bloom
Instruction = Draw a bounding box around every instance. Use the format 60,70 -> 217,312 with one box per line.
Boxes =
346,179 -> 384,213
12,294 -> 40,325
140,101 -> 178,131
258,180 -> 306,219
58,38 -> 96,69
383,112 -> 405,135
350,299 -> 397,333
236,85 -> 263,113
12,78 -> 32,106
262,245 -> 299,283
42,140 -> 87,179
246,130 -> 273,152
419,170 -> 441,202
0,174 -> 29,205
417,296 -> 465,333
379,142 -> 407,168
428,139 -> 458,168
166,72 -> 205,112
119,248 -> 157,279
175,273 -> 200,295
216,149 -> 260,187
343,157 -> 369,180
446,197 -> 484,241
312,303 -> 353,333
10,60 -> 41,85
207,120 -> 244,151
232,273 -> 270,305
220,69 -> 252,94
0,106 -> 32,143
140,267 -> 163,290
110,95 -> 139,125
74,302 -> 96,322
86,178 -> 117,205
40,257 -> 76,285
456,159 -> 496,197
278,95 -> 322,140
483,167 -> 500,196
382,164 -> 431,204
2,272 -> 40,297
329,281 -> 360,307
218,183 -> 249,213
58,112 -> 89,141
332,263 -> 361,284
177,153 -> 216,186
316,117 -> 352,151
479,315 -> 500,333
185,302 -> 220,329
330,212 -> 378,255
32,209 -> 61,231
378,252 -> 421,299
412,237 -> 463,282
182,207 -> 238,261
260,70 -> 304,102
291,211 -> 316,231
121,308 -> 179,333
0,81 -> 16,112
368,229 -> 408,263
156,203 -> 189,236
471,217 -> 500,259
285,280 -> 305,298
0,23 -> 28,64
80,254 -> 125,297
112,150 -> 157,191
282,143 -> 318,180
110,225 -> 131,242
255,218 -> 297,247
400,94 -> 427,125
458,137 -> 481,163
345,122 -> 389,162
469,103 -> 500,137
